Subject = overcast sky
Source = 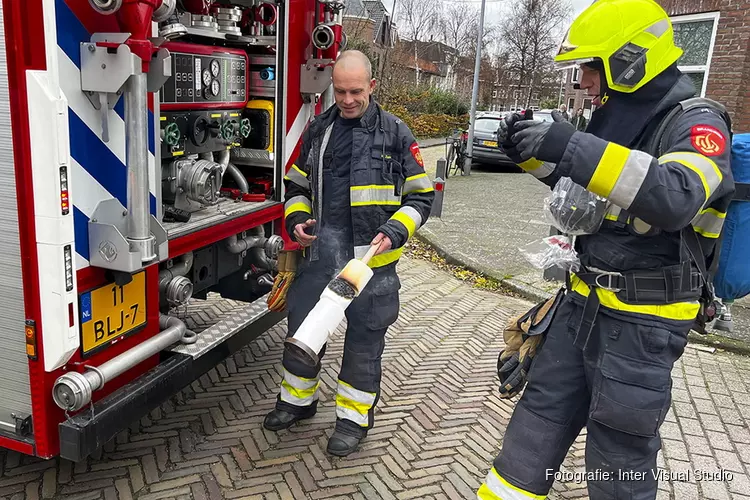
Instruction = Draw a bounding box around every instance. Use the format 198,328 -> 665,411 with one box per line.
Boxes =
388,0 -> 593,46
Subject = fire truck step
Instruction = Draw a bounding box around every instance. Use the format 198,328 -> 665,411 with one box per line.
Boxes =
167,292 -> 276,358
163,198 -> 280,240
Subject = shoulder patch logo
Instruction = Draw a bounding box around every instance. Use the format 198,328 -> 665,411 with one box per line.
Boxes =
410,142 -> 425,168
691,125 -> 726,156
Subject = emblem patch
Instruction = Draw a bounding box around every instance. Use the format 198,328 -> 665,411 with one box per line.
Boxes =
690,125 -> 726,156
410,142 -> 424,168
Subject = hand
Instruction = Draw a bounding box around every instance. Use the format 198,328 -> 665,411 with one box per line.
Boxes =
511,111 -> 576,164
370,232 -> 392,255
497,112 -> 524,149
293,219 -> 317,247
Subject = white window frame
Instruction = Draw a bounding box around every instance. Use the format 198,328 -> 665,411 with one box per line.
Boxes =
669,11 -> 720,97
571,67 -> 580,84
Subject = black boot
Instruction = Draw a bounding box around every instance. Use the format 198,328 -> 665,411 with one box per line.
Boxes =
263,402 -> 317,431
326,422 -> 366,457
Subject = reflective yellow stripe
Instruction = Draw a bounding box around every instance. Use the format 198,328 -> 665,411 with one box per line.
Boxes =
284,164 -> 310,189
659,152 -> 722,203
336,380 -> 376,427
369,247 -> 403,267
519,158 -> 543,171
280,370 -> 319,406
354,245 -> 404,267
478,468 -> 547,500
403,173 -> 434,194
284,202 -> 312,218
390,206 -> 422,239
290,164 -> 307,178
588,142 -> 630,197
519,158 -> 556,179
692,207 -> 726,238
569,274 -> 699,320
351,185 -> 401,206
604,204 -> 621,221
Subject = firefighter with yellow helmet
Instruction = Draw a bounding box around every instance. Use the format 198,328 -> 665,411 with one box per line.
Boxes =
479,0 -> 735,498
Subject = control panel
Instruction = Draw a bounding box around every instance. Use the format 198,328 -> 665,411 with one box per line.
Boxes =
160,42 -> 249,110
160,110 -> 251,159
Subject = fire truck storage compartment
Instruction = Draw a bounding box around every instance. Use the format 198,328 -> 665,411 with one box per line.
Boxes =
156,5 -> 283,312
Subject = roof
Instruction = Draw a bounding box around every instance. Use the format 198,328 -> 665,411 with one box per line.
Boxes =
362,1 -> 387,41
343,0 -> 369,18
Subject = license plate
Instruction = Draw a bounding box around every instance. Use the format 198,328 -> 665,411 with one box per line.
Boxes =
79,271 -> 147,356
482,140 -> 498,147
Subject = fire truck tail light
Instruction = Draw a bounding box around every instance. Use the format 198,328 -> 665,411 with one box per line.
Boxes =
60,166 -> 69,215
69,302 -> 75,328
64,245 -> 73,291
25,320 -> 37,360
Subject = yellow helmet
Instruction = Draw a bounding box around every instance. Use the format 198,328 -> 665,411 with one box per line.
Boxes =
555,0 -> 683,93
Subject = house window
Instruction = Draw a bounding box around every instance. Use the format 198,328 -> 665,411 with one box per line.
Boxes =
582,98 -> 593,119
670,12 -> 719,97
571,67 -> 580,84
567,97 -> 575,111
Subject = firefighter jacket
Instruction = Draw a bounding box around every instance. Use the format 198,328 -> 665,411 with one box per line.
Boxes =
283,100 -> 435,271
526,75 -> 735,322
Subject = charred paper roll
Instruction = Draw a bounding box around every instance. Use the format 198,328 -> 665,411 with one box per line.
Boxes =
284,257 -> 374,367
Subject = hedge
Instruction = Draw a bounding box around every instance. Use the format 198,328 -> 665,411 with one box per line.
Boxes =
384,104 -> 469,139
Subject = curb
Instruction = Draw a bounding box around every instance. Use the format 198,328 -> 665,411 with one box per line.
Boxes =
414,229 -> 750,357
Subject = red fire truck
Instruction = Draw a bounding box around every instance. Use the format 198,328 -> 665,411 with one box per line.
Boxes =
0,0 -> 345,461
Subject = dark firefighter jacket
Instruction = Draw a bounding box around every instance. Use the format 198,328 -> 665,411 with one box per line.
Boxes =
282,100 -> 435,271
522,74 -> 735,322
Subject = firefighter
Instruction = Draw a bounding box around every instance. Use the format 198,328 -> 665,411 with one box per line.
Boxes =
479,0 -> 734,498
263,50 -> 434,457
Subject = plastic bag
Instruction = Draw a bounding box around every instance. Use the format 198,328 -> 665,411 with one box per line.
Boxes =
544,177 -> 608,235
520,235 -> 580,272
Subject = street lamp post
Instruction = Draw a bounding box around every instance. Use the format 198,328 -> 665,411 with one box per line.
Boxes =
462,0 -> 487,176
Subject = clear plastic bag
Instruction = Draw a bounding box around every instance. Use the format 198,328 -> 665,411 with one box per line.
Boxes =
544,177 -> 609,236
520,235 -> 580,272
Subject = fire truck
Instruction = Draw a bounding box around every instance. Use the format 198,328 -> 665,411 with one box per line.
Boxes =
0,0 -> 345,461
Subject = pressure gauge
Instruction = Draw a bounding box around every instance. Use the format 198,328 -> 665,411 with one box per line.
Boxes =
202,69 -> 212,87
210,59 -> 220,78
211,79 -> 220,97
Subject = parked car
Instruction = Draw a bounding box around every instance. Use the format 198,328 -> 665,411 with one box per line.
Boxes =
446,110 -> 559,174
466,115 -> 513,166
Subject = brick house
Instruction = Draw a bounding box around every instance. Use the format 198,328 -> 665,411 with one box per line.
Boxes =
562,0 -> 750,131
342,0 -> 395,77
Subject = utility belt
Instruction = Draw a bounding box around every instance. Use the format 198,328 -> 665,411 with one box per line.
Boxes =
566,260 -> 703,349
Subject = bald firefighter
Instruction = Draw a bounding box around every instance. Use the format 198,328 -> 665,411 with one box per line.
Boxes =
479,0 -> 735,499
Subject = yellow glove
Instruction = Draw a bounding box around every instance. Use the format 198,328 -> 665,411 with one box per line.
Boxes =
267,250 -> 299,312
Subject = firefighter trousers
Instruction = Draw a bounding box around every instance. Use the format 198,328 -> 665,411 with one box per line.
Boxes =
275,265 -> 400,436
480,293 -> 690,500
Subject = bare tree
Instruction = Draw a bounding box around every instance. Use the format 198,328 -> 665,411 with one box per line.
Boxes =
396,0 -> 440,85
500,0 -> 573,107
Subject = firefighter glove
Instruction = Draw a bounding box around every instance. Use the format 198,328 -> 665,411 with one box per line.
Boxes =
497,335 -> 544,399
497,289 -> 564,398
267,250 -> 299,312
511,110 -> 576,164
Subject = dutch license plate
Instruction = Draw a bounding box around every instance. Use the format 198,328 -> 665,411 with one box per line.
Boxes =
483,140 -> 498,147
80,271 -> 147,356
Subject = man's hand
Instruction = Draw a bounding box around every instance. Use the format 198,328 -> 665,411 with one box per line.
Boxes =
370,232 -> 392,256
293,219 -> 317,247
511,110 -> 576,163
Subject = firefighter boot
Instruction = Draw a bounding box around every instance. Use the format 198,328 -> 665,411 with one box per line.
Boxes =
327,419 -> 366,457
263,401 -> 318,431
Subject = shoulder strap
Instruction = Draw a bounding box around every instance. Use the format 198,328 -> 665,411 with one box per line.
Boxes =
646,97 -> 733,157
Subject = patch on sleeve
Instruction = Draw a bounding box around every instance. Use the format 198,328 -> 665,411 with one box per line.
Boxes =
410,142 -> 425,168
690,125 -> 726,156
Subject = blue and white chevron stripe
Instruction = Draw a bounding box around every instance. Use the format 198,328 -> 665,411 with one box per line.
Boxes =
55,0 -> 159,270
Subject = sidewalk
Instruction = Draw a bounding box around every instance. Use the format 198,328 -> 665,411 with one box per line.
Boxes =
414,146 -> 750,354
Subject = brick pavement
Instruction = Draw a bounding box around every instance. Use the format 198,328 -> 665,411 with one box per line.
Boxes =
3,256 -> 750,499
